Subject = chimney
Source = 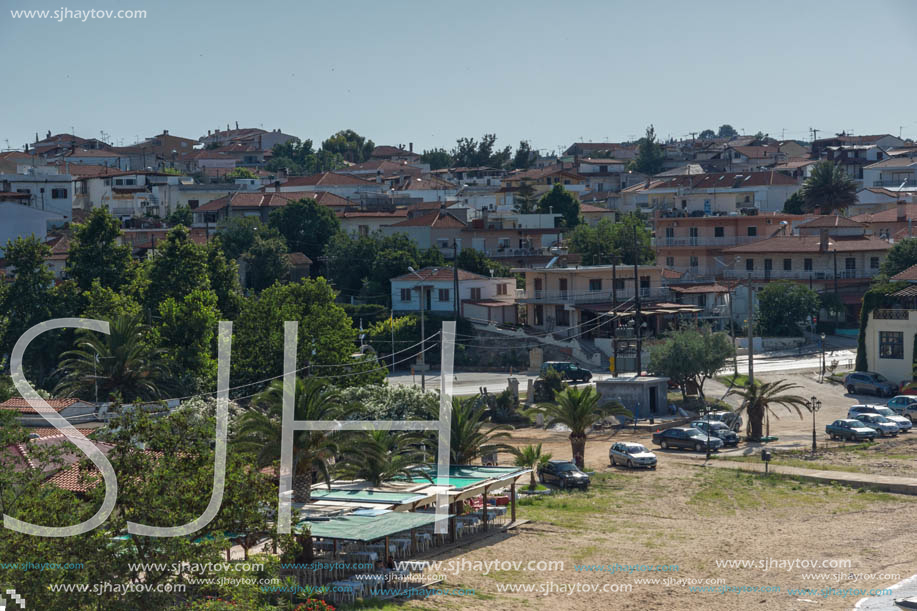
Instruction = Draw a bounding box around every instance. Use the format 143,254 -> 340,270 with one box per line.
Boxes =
819,228 -> 829,252
274,180 -> 281,193
897,201 -> 907,222
235,121 -> 239,130
163,129 -> 169,136
207,129 -> 211,136
409,142 -> 413,153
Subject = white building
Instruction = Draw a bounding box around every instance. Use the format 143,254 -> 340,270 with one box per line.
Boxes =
0,168 -> 75,221
0,202 -> 64,255
390,266 -> 517,323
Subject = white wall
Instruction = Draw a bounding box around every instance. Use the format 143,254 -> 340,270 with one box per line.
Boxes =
0,202 -> 61,255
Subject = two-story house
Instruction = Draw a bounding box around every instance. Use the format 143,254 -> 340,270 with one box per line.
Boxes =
390,266 -> 516,324
642,170 -> 801,214
862,264 -> 917,387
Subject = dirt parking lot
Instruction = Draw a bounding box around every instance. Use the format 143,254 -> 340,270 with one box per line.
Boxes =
396,373 -> 917,611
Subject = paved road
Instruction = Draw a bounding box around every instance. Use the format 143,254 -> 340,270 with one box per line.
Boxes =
388,348 -> 857,396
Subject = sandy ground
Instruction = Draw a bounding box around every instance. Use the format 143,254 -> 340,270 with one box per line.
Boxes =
394,373 -> 917,611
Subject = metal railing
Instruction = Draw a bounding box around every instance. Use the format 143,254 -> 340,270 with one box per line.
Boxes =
522,287 -> 670,303
722,269 -> 878,280
655,236 -> 761,248
873,309 -> 913,320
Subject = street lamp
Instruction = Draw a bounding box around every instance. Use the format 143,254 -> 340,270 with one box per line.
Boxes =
809,396 -> 822,455
820,332 -> 826,381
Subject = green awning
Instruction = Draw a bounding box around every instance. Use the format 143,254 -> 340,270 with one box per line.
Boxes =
409,465 -> 528,489
309,489 -> 429,505
295,511 -> 450,542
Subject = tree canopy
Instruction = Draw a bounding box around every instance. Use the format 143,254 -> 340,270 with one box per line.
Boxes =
66,207 -> 135,292
800,160 -> 857,214
320,129 -> 375,163
718,124 -> 738,138
754,280 -> 819,336
649,327 -> 734,400
451,134 -> 512,168
568,215 -> 654,265
268,198 -> 340,263
879,237 -> 917,279
628,125 -> 665,175
537,184 -> 581,228
265,138 -> 346,174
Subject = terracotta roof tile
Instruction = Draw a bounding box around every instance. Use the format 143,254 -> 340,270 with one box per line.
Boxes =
892,263 -> 917,282
281,172 -> 375,187
724,235 -> 892,254
0,398 -> 88,413
391,266 -> 489,282
796,215 -> 864,229
390,210 -> 465,228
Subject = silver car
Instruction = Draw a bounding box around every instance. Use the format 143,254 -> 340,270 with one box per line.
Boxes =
887,396 -> 917,422
852,413 -> 899,437
609,442 -> 657,469
847,405 -> 912,433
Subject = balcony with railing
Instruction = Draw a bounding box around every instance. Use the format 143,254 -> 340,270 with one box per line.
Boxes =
873,309 -> 913,320
520,287 -> 670,304
654,235 -> 761,248
722,268 -> 879,281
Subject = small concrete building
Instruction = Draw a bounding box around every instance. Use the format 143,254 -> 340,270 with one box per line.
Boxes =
595,376 -> 669,419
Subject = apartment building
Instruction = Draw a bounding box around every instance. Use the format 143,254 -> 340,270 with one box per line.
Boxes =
863,264 -> 917,386
642,170 -> 801,214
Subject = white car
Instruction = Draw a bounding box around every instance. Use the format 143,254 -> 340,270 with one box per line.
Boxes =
609,442 -> 657,469
847,405 -> 912,433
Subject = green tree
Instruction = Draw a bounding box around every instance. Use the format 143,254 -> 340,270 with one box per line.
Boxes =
879,238 -> 917,278
82,279 -> 143,321
231,279 -> 385,389
537,183 -> 581,228
727,380 -> 808,441
534,385 -> 629,470
226,166 -> 258,180
512,181 -> 538,214
420,147 -> 453,170
268,198 -> 340,263
455,248 -> 510,278
627,125 -> 665,175
513,140 -> 535,170
215,216 -> 274,261
205,240 -> 243,318
755,281 -> 819,336
265,138 -> 346,174
451,134 -> 512,168
154,289 -> 220,391
336,430 -> 432,487
718,124 -> 738,138
569,214 -> 653,265
782,191 -> 806,214
320,129 -> 375,163
698,129 -> 716,140
426,396 -> 515,464
66,207 -> 135,291
649,327 -> 734,400
339,382 -> 438,420
800,160 -> 858,214
54,313 -> 172,402
513,443 -> 551,490
243,235 -> 290,292
165,205 -> 193,227
145,225 -> 211,311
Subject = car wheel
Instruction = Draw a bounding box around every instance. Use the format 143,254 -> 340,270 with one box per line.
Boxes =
847,385 -> 856,394
610,455 -> 616,466
627,459 -> 633,469
695,442 -> 703,452
661,440 -> 668,449
829,434 -> 836,440
651,465 -> 657,470
559,480 -> 566,490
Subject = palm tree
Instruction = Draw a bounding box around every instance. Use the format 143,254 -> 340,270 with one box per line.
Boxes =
801,161 -> 858,214
513,443 -> 551,490
234,377 -> 350,503
727,380 -> 809,441
512,182 -> 538,214
428,396 -> 515,465
535,385 -> 630,469
54,314 -> 172,402
336,430 -> 433,487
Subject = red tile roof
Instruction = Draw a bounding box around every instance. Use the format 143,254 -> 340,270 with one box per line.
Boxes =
669,284 -> 729,294
391,266 -> 488,282
796,215 -> 864,229
646,171 -> 799,190
724,235 -> 892,254
580,203 -> 614,213
0,398 -> 88,413
389,210 -> 465,228
851,204 -> 917,223
64,148 -> 121,158
370,145 -> 420,159
892,263 -> 917,282
396,176 -> 456,190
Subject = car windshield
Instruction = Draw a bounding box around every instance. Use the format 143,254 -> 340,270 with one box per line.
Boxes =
874,374 -> 888,382
875,408 -> 895,416
627,445 -> 647,454
684,428 -> 703,436
555,463 -> 578,472
873,416 -> 891,423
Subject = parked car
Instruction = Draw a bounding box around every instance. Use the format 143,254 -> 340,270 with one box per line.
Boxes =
887,396 -> 917,422
825,419 -> 878,441
652,427 -> 723,452
851,413 -> 899,437
540,361 -> 592,383
844,372 -> 898,397
705,410 -> 743,431
847,405 -> 912,432
538,459 -> 590,490
690,420 -> 741,447
609,442 -> 657,469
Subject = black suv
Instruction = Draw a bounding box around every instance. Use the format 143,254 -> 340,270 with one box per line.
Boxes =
537,459 -> 590,490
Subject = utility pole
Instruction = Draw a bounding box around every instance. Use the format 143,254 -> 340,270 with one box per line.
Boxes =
728,282 -> 737,375
612,255 -> 618,377
747,274 -> 754,386
418,284 -> 426,391
833,249 -> 839,319
453,242 -> 459,319
633,225 -> 642,377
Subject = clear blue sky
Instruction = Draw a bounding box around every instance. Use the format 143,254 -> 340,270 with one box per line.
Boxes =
2,0 -> 916,153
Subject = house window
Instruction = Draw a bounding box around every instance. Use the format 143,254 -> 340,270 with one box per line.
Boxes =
690,256 -> 698,267
51,188 -> 67,199
845,258 -> 856,270
555,305 -> 570,326
498,238 -> 510,250
400,288 -> 411,302
470,287 -> 482,301
589,279 -> 602,291
714,226 -> 724,237
879,331 -> 904,359
359,225 -> 370,237
746,258 -> 754,271
764,259 -> 772,271
436,238 -> 450,249
613,278 -> 625,291
665,256 -> 674,267
16,188 -> 31,194
496,283 -> 508,295
783,258 -> 792,271
689,227 -> 698,238
747,226 -> 757,237
804,258 -> 813,271
870,257 -> 880,269
534,278 -> 543,291
114,179 -> 124,186
188,199 -> 199,209
665,227 -> 674,238
438,288 -> 450,302
697,294 -> 707,308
